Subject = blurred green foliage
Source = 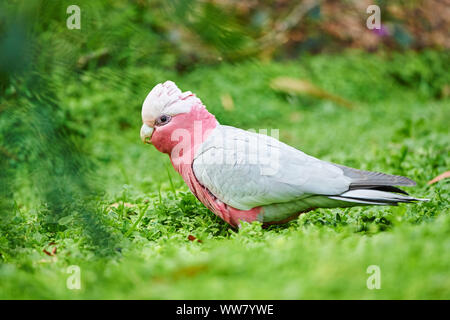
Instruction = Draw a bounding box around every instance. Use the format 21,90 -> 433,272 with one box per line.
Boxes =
0,0 -> 449,299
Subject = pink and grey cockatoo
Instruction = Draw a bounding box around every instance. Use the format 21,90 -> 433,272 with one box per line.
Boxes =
140,81 -> 426,227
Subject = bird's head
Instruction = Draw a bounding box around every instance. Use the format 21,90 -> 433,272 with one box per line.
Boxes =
140,81 -> 217,156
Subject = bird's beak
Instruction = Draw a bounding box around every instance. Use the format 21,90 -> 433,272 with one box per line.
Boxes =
140,123 -> 154,144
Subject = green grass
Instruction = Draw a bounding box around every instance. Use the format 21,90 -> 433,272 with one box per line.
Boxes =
1,52 -> 449,299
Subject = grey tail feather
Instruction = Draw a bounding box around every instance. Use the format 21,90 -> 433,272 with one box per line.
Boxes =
332,163 -> 417,187
328,163 -> 429,206
328,189 -> 429,206
348,185 -> 409,195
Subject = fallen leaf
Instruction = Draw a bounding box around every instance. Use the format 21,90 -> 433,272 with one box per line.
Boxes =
43,243 -> 58,256
77,48 -> 110,69
172,264 -> 208,279
220,93 -> 234,111
188,235 -> 203,243
270,76 -> 354,109
428,171 -> 450,185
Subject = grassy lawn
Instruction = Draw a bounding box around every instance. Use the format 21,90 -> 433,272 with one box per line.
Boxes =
1,52 -> 449,299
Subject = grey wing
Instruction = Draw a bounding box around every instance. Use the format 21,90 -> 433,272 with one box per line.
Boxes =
192,125 -> 352,210
333,164 -> 416,189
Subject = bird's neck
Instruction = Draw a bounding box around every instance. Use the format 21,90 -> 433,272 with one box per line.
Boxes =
152,104 -> 218,169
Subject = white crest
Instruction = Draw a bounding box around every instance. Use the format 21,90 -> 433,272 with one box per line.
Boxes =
142,81 -> 201,122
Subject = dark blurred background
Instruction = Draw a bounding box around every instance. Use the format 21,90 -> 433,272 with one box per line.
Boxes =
2,0 -> 449,75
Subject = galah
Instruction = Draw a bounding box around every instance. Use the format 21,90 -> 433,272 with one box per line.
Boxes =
140,81 -> 426,227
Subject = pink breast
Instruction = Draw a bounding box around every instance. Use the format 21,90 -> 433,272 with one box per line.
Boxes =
161,104 -> 262,227
175,162 -> 262,227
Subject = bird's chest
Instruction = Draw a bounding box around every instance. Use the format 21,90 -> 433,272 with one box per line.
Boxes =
171,161 -> 261,227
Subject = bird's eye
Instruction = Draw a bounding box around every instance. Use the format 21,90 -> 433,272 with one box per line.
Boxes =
156,114 -> 171,126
